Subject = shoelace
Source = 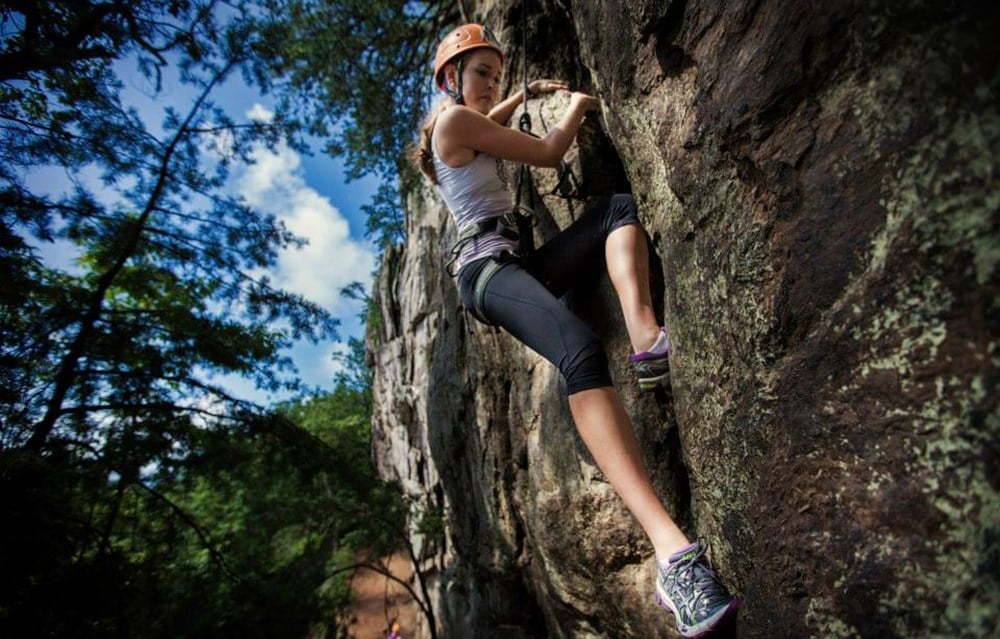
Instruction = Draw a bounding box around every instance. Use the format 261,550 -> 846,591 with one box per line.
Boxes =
667,548 -> 731,616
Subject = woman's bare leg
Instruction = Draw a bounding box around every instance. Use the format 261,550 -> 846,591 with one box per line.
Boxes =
568,386 -> 688,560
583,223 -> 686,558
605,223 -> 662,353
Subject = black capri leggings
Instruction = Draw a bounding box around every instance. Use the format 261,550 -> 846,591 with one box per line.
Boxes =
456,194 -> 640,395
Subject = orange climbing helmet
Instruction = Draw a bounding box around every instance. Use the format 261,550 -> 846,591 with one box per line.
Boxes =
433,23 -> 504,91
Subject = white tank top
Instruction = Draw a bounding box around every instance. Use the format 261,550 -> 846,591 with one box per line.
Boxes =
432,130 -> 517,270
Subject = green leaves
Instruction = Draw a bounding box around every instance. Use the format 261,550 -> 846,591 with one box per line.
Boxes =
0,1 -> 350,450
0,381 -> 400,638
0,1 -> 439,635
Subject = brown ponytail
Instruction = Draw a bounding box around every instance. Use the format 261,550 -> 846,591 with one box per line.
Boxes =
409,98 -> 450,184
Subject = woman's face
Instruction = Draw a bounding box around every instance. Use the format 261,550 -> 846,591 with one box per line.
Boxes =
446,49 -> 503,114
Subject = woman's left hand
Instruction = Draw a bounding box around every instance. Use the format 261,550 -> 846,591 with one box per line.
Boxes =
528,79 -> 569,95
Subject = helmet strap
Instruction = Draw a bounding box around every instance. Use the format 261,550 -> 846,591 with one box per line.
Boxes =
444,56 -> 467,104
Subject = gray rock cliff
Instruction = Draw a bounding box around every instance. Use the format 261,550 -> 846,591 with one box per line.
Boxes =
368,1 -> 999,637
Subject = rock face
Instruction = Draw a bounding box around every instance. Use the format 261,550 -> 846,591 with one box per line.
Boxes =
368,1 -> 999,637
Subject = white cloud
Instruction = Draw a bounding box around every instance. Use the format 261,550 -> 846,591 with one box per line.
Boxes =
246,103 -> 274,123
236,105 -> 375,316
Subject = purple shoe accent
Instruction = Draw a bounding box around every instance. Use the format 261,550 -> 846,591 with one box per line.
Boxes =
630,349 -> 667,363
631,327 -> 670,361
667,542 -> 700,564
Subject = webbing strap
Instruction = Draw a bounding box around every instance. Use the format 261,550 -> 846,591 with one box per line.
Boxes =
513,165 -> 536,254
472,258 -> 506,325
513,3 -> 536,256
521,4 -> 529,121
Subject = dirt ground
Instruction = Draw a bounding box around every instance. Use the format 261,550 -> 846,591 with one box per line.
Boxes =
341,552 -> 422,639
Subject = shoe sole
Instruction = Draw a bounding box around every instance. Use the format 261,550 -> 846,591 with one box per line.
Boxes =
655,581 -> 742,638
638,372 -> 670,391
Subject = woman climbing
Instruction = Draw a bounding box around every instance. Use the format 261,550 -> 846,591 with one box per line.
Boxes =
411,23 -> 740,637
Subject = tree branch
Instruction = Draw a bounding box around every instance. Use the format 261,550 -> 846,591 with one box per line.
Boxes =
328,560 -> 433,622
27,57 -> 240,451
134,480 -> 244,585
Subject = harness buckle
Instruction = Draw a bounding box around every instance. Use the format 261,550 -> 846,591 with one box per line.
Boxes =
496,211 -> 521,240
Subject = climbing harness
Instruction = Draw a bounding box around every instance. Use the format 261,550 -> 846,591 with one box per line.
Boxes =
444,210 -> 521,277
446,214 -> 516,330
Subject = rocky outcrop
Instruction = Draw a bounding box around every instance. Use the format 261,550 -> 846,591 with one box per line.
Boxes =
369,1 -> 999,637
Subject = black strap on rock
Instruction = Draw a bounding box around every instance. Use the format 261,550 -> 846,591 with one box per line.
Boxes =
513,5 -> 580,231
512,4 -> 537,256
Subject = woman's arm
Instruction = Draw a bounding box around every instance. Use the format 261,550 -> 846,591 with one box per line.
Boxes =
488,79 -> 569,125
439,91 -> 599,168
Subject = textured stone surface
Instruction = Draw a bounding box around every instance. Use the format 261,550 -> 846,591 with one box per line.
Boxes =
369,1 -> 999,637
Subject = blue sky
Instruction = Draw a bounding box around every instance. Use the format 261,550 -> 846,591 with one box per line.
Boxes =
34,55 -> 382,406
223,101 -> 380,403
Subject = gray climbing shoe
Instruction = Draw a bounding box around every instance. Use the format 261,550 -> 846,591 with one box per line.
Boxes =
655,542 -> 741,637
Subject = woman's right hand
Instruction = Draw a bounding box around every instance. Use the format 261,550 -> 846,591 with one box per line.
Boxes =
570,91 -> 600,113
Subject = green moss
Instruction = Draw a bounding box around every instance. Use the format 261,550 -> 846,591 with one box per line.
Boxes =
806,596 -> 862,639
806,15 -> 999,637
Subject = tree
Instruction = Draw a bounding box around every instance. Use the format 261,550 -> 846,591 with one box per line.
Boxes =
1,0 -> 336,453
0,3 -> 342,634
1,0 -> 461,450
0,1 -> 453,635
280,383 -> 443,638
0,383 -> 396,638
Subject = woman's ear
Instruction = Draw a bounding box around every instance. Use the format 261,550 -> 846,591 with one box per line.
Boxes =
444,64 -> 458,89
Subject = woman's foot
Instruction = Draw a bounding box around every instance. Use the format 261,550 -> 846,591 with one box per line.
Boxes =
630,327 -> 670,391
655,541 -> 741,637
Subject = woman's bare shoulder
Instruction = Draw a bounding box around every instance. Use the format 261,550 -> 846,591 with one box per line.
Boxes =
435,104 -> 488,132
435,104 -> 549,166
434,106 -> 486,166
